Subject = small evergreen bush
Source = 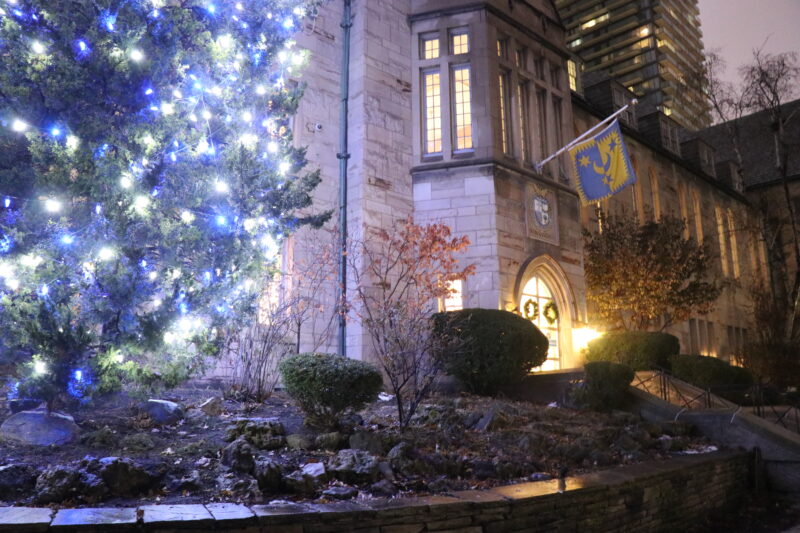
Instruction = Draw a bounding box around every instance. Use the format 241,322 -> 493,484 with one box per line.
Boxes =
670,354 -> 753,402
433,309 -> 548,396
585,331 -> 679,370
574,361 -> 635,411
278,353 -> 383,429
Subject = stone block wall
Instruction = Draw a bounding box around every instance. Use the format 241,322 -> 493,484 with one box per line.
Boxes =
3,451 -> 750,532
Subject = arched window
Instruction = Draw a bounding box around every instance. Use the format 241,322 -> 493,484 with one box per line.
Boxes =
520,275 -> 560,371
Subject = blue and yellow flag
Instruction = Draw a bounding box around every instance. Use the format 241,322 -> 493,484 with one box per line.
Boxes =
569,119 -> 637,205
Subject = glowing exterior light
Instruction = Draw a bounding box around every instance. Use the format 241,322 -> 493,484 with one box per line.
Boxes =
120,174 -> 133,189
242,110 -> 253,122
279,161 -> 291,174
161,102 -> 175,115
31,41 -> 46,54
11,119 -> 28,132
133,195 -> 150,212
148,271 -> 158,280
214,181 -> 230,194
114,352 -> 125,363
180,210 -> 195,223
44,198 -> 62,213
267,141 -> 279,153
216,215 -> 227,226
50,127 -> 61,136
61,234 -> 75,245
130,49 -> 145,62
39,284 -> 49,296
256,85 -> 267,95
5,278 -> 20,291
98,247 -> 115,261
74,370 -> 83,381
66,135 -> 80,151
573,327 -> 603,353
34,360 -> 47,375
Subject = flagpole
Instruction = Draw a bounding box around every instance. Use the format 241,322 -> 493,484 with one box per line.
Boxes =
535,99 -> 638,173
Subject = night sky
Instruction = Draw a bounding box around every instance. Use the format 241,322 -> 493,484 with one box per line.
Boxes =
698,0 -> 800,87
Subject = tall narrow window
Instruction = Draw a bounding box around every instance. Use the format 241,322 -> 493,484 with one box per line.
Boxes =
727,209 -> 740,278
677,183 -> 689,238
515,48 -> 526,69
649,169 -> 662,219
536,89 -> 548,160
517,82 -> 530,161
552,97 -> 564,147
497,38 -> 508,59
422,70 -> 442,154
534,57 -> 546,80
450,29 -> 469,55
452,65 -> 473,151
442,279 -> 464,311
420,33 -> 439,60
715,206 -> 729,276
567,59 -> 578,91
692,189 -> 704,243
499,72 -> 511,154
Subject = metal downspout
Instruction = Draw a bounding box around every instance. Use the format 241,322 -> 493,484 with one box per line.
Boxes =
337,0 -> 352,357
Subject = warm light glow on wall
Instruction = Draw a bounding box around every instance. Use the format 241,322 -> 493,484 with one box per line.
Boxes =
573,327 -> 603,353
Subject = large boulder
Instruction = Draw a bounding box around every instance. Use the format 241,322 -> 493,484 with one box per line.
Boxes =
327,449 -> 379,484
349,430 -> 388,455
0,463 -> 39,499
34,465 -> 82,504
0,410 -> 80,446
284,462 -> 326,495
225,418 -> 286,450
221,437 -> 255,474
8,399 -> 41,414
144,400 -> 184,425
254,457 -> 284,493
97,457 -> 158,497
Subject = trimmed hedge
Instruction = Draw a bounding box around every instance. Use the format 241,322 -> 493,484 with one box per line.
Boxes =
585,331 -> 679,371
433,308 -> 548,396
278,353 -> 383,429
670,354 -> 754,392
574,361 -> 635,411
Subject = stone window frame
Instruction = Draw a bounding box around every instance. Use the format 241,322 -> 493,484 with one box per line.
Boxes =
493,24 -> 569,177
414,22 -> 476,163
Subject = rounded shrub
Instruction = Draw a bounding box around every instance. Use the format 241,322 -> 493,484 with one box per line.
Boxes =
433,309 -> 548,396
574,361 -> 635,411
278,353 -> 383,429
670,354 -> 753,402
585,331 -> 679,371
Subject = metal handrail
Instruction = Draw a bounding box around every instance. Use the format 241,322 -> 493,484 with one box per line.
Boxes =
633,368 -> 800,434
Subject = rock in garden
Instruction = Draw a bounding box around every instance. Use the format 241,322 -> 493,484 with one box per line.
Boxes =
322,485 -> 358,500
34,465 -> 82,504
0,463 -> 39,499
315,431 -> 347,450
226,418 -> 286,449
254,457 -> 284,492
369,479 -> 397,497
222,436 -> 255,474
474,407 -> 510,432
144,399 -> 185,425
284,462 -> 326,495
8,398 -> 41,414
0,410 -> 80,446
349,430 -> 387,455
79,472 -> 109,502
169,470 -> 202,492
198,397 -> 223,416
98,457 -> 156,497
328,449 -> 379,484
467,459 -> 497,480
286,433 -> 314,450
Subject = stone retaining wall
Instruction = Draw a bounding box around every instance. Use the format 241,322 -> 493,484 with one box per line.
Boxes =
0,451 -> 750,533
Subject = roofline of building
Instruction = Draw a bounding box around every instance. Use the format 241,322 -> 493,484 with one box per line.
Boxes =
745,173 -> 800,191
571,91 -> 753,207
409,2 -> 571,60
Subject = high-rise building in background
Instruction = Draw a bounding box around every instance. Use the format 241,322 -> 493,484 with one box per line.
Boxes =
555,0 -> 710,131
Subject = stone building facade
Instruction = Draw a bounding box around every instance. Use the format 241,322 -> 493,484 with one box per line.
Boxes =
573,77 -> 766,360
285,0 -> 765,369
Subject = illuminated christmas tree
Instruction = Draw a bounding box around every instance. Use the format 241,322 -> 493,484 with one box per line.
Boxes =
0,0 -> 326,410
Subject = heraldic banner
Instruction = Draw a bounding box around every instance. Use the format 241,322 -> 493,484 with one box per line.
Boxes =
569,119 -> 637,205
